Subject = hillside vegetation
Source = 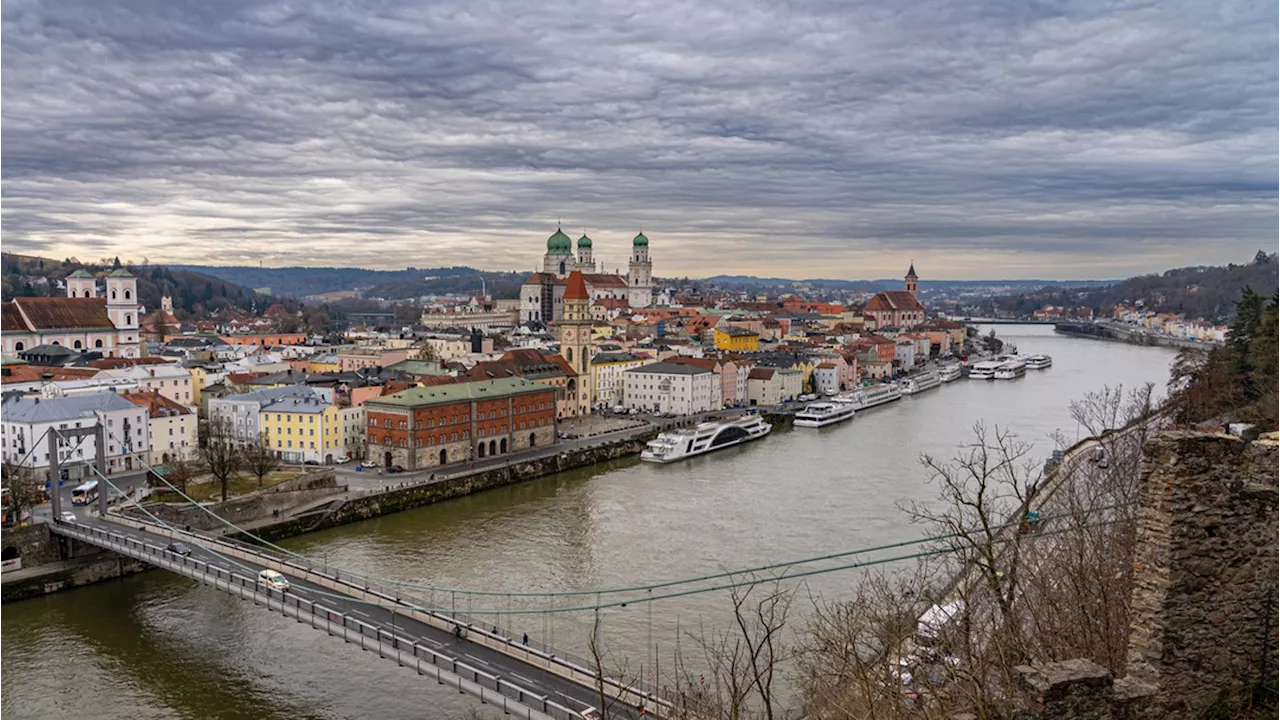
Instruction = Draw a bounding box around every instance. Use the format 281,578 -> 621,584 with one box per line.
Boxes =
177,264 -> 525,300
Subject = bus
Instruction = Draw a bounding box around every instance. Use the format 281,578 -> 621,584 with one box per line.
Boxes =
71,480 -> 99,506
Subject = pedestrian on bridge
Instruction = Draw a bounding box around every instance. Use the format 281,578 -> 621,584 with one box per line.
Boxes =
522,632 -> 528,645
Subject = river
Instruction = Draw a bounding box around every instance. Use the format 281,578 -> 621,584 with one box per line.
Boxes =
2,326 -> 1179,718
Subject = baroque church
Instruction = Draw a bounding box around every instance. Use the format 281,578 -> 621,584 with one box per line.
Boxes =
1,268 -> 143,358
519,227 -> 653,323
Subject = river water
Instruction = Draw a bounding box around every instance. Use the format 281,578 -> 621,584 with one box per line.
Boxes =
2,326 -> 1179,718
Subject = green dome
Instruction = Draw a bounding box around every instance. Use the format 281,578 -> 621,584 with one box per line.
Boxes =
577,234 -> 592,248
546,228 -> 572,254
633,232 -> 649,247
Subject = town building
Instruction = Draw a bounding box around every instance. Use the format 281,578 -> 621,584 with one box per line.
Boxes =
864,264 -> 927,330
463,348 -> 579,420
622,362 -> 720,415
590,352 -> 650,406
813,362 -> 841,395
208,385 -> 324,445
1,269 -> 142,358
745,367 -> 804,406
364,377 -> 557,470
713,325 -> 760,353
121,391 -> 196,466
0,391 -> 150,480
520,228 -> 655,323
259,392 -> 345,464
99,364 -> 196,408
556,271 -> 593,418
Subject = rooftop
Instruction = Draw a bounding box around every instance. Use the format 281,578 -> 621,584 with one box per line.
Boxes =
1,391 -> 140,423
624,361 -> 713,375
367,377 -> 549,408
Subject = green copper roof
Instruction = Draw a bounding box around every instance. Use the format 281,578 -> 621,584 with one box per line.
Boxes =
633,232 -> 648,247
107,268 -> 134,278
68,269 -> 94,278
366,377 -> 547,408
577,234 -> 592,248
546,227 -> 572,254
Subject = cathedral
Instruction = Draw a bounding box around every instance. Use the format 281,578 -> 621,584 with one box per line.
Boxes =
519,227 -> 653,323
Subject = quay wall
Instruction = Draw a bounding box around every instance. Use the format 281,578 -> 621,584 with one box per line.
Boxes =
1,523 -> 152,603
1053,322 -> 1212,351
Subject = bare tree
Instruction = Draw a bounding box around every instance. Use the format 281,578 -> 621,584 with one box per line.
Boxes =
244,434 -> 280,488
2,460 -> 44,526
198,417 -> 241,502
165,457 -> 196,496
585,609 -> 650,719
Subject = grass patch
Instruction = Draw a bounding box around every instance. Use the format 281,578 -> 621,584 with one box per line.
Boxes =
152,471 -> 300,503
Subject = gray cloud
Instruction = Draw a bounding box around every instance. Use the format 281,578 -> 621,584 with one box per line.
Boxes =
2,0 -> 1275,280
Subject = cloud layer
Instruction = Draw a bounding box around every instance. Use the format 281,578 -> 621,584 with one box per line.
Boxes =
2,0 -> 1276,279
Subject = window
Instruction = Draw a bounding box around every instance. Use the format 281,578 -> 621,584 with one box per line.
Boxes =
14,342 -> 23,351
125,289 -> 132,300
74,340 -> 83,349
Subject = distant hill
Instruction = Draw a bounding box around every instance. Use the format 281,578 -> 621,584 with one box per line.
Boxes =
2,253 -> 262,317
702,275 -> 1116,292
987,252 -> 1279,321
177,265 -> 526,300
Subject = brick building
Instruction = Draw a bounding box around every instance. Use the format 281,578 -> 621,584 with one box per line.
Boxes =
364,377 -> 557,471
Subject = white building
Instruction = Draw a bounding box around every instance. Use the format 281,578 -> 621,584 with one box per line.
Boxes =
121,391 -> 197,466
622,362 -> 720,415
590,352 -> 651,406
0,392 -> 150,480
1,268 -> 142,358
813,363 -> 841,396
341,405 -> 366,461
208,385 -> 321,444
895,339 -> 917,368
745,368 -> 805,406
100,364 -> 196,407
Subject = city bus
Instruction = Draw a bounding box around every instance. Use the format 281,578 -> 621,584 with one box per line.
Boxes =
71,480 -> 99,506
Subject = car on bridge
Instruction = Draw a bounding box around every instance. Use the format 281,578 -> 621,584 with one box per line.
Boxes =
166,542 -> 193,557
257,569 -> 290,591
58,511 -> 77,524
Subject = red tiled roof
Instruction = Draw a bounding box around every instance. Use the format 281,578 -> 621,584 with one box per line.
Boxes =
88,357 -> 171,370
2,302 -> 31,332
8,297 -> 115,330
864,291 -> 924,313
666,356 -> 717,371
748,368 -> 775,380
0,365 -> 100,385
592,297 -> 630,309
522,272 -> 566,286
121,390 -> 193,417
583,273 -> 628,289
546,354 -> 577,376
564,271 -> 589,301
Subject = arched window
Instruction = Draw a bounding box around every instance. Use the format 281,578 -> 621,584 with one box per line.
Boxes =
83,290 -> 91,298
125,314 -> 132,325
73,340 -> 83,349
124,290 -> 131,300
566,347 -> 573,363
51,341 -> 60,346
111,289 -> 117,299
94,339 -> 103,348
14,342 -> 24,351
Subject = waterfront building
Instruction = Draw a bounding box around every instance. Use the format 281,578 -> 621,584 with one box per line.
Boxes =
0,391 -> 150,480
463,348 -> 579,420
1,269 -> 141,358
259,392 -> 345,464
364,377 -> 557,470
864,264 -> 927,330
895,338 -> 918,368
622,361 -> 720,415
590,352 -> 651,406
121,391 -> 196,466
813,362 -> 841,395
713,325 -> 760,353
520,228 -> 655,323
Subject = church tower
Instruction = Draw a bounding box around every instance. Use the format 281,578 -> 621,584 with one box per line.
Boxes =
904,262 -> 918,299
557,271 -> 592,417
627,232 -> 653,308
105,268 -> 140,358
66,269 -> 96,298
543,227 -> 574,278
576,233 -> 594,271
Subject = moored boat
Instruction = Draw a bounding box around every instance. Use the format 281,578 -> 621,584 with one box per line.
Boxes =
794,402 -> 856,428
898,372 -> 942,395
938,364 -> 963,382
834,383 -> 903,410
968,360 -> 1002,380
995,358 -> 1028,380
1026,354 -> 1052,370
640,415 -> 772,463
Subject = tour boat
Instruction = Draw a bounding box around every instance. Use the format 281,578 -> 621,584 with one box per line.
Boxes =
834,383 -> 902,411
995,359 -> 1028,380
968,361 -> 1002,380
938,365 -> 963,383
640,416 -> 773,463
898,372 -> 942,395
1025,354 -> 1052,370
794,402 -> 856,428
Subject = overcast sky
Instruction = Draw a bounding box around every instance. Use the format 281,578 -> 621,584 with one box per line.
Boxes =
2,0 -> 1276,280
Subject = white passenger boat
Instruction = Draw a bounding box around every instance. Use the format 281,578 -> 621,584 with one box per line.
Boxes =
1026,354 -> 1052,370
834,383 -> 903,410
640,415 -> 773,463
995,358 -> 1028,380
938,365 -> 963,382
968,361 -> 1002,380
898,372 -> 942,395
794,402 -> 856,428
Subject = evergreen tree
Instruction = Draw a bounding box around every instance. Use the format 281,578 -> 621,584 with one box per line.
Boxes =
112,256 -> 122,269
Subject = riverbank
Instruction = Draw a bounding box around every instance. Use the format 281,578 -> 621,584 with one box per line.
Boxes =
1054,321 -> 1216,350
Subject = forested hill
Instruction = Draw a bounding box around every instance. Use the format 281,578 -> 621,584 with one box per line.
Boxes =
988,252 -> 1279,321
177,265 -> 526,300
1,253 -> 264,317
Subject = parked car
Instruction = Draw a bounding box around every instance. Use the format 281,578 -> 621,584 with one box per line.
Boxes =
304,460 -> 320,466
257,569 -> 290,591
166,542 -> 193,557
361,460 -> 379,469
385,465 -> 406,474
334,457 -> 351,464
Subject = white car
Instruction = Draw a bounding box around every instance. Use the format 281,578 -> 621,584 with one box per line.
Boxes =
257,569 -> 291,592
360,460 -> 379,469
59,511 -> 77,524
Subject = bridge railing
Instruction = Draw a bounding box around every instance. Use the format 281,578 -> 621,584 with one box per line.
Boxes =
103,512 -> 672,715
54,520 -> 583,720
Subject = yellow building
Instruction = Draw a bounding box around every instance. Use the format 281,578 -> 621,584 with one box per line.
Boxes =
187,365 -> 208,408
590,352 -> 650,406
306,354 -> 340,373
259,394 -> 345,464
713,326 -> 760,353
